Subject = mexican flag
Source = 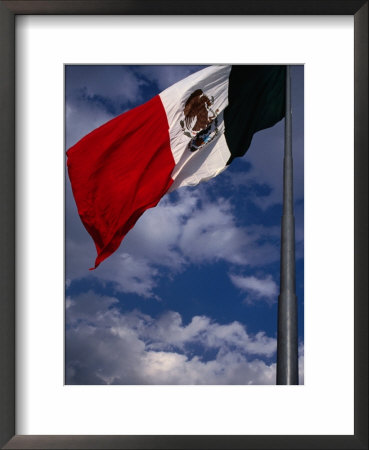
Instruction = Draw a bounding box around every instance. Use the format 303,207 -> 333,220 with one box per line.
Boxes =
67,65 -> 286,269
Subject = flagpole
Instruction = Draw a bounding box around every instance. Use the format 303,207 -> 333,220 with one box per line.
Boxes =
277,65 -> 298,385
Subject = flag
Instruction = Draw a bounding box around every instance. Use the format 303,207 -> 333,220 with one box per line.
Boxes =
67,65 -> 286,269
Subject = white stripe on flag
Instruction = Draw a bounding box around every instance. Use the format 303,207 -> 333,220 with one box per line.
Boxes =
159,65 -> 232,190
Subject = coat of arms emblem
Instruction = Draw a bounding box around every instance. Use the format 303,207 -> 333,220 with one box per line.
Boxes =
180,89 -> 219,152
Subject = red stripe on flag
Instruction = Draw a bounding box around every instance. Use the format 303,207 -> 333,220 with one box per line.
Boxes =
67,95 -> 175,269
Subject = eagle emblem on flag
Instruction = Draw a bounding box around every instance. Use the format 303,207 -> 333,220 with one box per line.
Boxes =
180,89 -> 219,152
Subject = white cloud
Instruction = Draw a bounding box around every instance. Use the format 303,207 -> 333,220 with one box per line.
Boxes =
139,350 -> 277,385
66,291 -> 277,385
66,242 -> 161,298
65,297 -> 74,309
134,65 -> 207,91
229,274 -> 278,304
141,311 -> 276,357
66,66 -> 147,107
178,196 -> 249,265
98,253 -> 161,298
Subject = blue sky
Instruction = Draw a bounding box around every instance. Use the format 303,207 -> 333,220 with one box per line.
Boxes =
65,65 -> 304,385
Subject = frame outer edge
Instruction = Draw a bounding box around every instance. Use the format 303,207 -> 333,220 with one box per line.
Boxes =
2,0 -> 369,15
2,435 -> 369,449
1,1 -> 368,449
354,2 -> 369,449
0,1 -> 15,449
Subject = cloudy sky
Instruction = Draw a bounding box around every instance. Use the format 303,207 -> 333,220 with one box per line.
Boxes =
65,65 -> 304,385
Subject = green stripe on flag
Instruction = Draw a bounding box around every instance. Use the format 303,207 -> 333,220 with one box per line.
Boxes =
224,65 -> 286,164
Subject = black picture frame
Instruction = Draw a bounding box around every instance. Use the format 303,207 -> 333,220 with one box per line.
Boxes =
0,1 -> 367,449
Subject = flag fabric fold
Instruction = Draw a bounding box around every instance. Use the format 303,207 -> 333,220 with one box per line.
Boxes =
67,65 -> 286,269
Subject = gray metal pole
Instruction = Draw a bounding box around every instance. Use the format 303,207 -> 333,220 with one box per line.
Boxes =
276,65 -> 298,385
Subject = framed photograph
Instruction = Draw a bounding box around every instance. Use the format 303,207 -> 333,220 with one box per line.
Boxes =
0,1 -> 367,449
64,62 -> 304,389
